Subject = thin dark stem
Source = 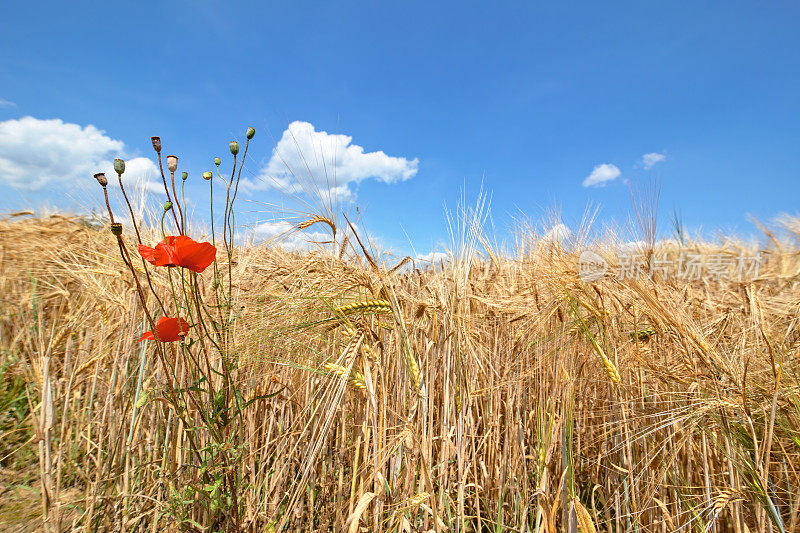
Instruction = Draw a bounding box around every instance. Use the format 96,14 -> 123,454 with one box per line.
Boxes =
181,179 -> 188,236
170,170 -> 185,235
228,138 -> 250,231
115,176 -> 169,313
116,177 -> 142,245
223,155 -> 237,312
101,187 -> 115,224
156,152 -> 181,233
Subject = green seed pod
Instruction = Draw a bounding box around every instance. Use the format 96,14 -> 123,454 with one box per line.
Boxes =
93,172 -> 108,187
113,158 -> 125,176
110,222 -> 123,236
246,127 -> 255,140
214,157 -> 221,167
203,171 -> 213,180
181,171 -> 188,181
229,141 -> 239,156
164,200 -> 173,211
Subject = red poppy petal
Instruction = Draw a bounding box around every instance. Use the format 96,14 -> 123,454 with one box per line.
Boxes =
139,317 -> 189,343
156,317 -> 180,342
152,241 -> 179,267
173,236 -> 217,273
138,245 -> 157,264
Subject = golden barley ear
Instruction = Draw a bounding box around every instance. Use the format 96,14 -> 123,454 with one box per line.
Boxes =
295,215 -> 336,236
334,299 -> 392,317
389,256 -> 411,273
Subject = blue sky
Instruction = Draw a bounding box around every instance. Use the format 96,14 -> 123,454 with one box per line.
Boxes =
1,1 -> 798,255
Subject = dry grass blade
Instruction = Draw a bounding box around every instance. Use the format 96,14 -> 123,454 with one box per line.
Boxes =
1,213 -> 799,532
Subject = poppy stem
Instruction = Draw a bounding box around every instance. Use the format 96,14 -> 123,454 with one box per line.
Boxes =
160,210 -> 168,241
117,177 -> 142,245
209,174 -> 216,248
155,151 -> 182,234
101,186 -> 115,225
106,178 -> 167,315
223,154 -> 237,310
170,169 -> 185,235
181,178 -> 188,236
227,136 -> 250,246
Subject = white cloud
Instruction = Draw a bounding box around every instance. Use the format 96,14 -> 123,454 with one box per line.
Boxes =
243,121 -> 418,199
99,157 -> 163,194
0,116 -> 161,193
641,152 -> 666,170
582,163 -> 621,187
0,98 -> 15,107
416,251 -> 450,264
619,240 -> 648,251
246,220 -> 330,251
542,223 -> 571,244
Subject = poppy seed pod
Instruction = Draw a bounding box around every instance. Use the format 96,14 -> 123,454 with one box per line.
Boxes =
181,171 -> 188,181
167,155 -> 178,173
111,222 -> 123,236
229,141 -> 239,156
246,127 -> 255,140
202,171 -> 212,180
164,200 -> 173,211
113,158 -> 125,176
93,172 -> 108,187
214,157 -> 221,167
151,136 -> 162,153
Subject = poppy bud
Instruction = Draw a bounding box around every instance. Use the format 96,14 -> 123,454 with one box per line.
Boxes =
214,157 -> 221,167
229,141 -> 239,156
113,158 -> 125,176
164,201 -> 173,211
203,171 -> 212,180
151,136 -> 162,153
181,171 -> 188,181
246,127 -> 255,140
167,155 -> 178,173
93,172 -> 108,187
111,222 -> 123,236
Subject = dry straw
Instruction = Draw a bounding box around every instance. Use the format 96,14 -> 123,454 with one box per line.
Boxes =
2,190 -> 800,531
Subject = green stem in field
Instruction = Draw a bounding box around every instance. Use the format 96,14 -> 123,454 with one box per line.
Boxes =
160,210 -> 167,241
224,154 -> 237,313
210,172 -> 224,315
160,210 -> 182,315
181,178 -> 187,236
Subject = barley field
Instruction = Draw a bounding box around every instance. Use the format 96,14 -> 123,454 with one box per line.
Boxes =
1,197 -> 799,533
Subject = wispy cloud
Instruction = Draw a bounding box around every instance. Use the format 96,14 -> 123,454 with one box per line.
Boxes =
416,250 -> 450,264
542,222 -> 571,244
582,163 -> 621,187
641,152 -> 666,170
244,220 -> 330,251
0,116 -> 161,193
242,121 -> 418,199
0,98 -> 15,108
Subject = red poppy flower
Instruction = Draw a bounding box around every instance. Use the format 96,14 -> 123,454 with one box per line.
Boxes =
138,235 -> 216,273
139,317 -> 191,343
